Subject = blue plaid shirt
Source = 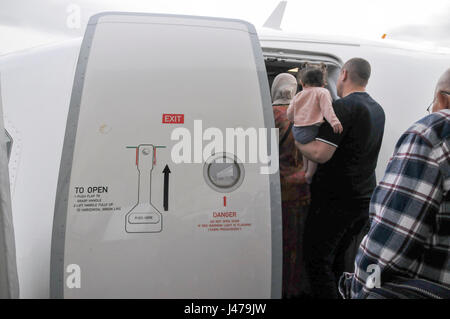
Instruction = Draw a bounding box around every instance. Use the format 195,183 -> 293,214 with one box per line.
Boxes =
343,109 -> 450,298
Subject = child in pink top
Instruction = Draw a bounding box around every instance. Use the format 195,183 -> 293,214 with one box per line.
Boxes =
287,64 -> 343,183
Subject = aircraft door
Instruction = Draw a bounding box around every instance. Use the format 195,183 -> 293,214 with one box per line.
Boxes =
51,13 -> 281,298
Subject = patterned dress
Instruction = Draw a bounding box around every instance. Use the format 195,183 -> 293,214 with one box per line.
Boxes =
273,104 -> 311,298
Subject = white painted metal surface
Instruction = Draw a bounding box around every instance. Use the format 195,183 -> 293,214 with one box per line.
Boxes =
0,12 -> 448,298
53,13 -> 277,298
0,40 -> 79,298
0,77 -> 19,298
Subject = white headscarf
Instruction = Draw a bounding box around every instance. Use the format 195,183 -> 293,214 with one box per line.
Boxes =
271,73 -> 298,105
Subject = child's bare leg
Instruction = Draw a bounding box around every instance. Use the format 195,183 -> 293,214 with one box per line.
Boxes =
302,155 -> 309,172
305,161 -> 318,184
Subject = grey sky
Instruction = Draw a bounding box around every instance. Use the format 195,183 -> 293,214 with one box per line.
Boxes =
1,0 -> 449,54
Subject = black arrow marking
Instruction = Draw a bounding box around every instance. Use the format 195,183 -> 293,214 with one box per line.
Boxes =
163,165 -> 171,211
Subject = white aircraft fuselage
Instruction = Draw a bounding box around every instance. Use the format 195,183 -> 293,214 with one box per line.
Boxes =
0,12 -> 448,298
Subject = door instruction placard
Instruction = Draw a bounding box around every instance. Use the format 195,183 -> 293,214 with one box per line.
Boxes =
198,211 -> 253,232
73,186 -> 121,213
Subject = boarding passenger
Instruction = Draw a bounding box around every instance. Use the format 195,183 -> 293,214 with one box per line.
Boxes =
271,73 -> 311,298
339,68 -> 450,299
296,58 -> 386,298
287,63 -> 343,184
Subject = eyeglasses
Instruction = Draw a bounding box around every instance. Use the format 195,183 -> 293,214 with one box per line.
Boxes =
426,101 -> 433,114
427,90 -> 450,114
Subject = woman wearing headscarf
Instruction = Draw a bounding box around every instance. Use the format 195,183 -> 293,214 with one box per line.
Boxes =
271,73 -> 311,298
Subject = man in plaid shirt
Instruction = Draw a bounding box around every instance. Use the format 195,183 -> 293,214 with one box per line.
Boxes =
341,69 -> 450,298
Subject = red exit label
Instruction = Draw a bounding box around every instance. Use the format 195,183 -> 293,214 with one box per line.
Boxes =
162,114 -> 184,124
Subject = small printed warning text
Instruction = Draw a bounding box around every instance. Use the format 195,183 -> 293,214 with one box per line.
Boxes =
197,212 -> 252,232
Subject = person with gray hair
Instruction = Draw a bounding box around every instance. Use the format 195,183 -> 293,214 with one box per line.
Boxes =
339,68 -> 450,299
430,68 -> 450,112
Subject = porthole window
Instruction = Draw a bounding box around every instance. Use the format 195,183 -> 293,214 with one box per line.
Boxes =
203,153 -> 245,193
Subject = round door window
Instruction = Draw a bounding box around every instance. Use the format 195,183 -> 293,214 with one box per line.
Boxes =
203,153 -> 244,193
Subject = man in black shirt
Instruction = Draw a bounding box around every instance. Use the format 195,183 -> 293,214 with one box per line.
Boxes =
297,58 -> 385,298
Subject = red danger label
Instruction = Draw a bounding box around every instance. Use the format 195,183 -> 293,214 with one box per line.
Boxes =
162,114 -> 184,124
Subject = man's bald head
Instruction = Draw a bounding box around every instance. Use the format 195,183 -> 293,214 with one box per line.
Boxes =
436,68 -> 450,92
343,58 -> 371,87
336,58 -> 372,97
432,68 -> 450,112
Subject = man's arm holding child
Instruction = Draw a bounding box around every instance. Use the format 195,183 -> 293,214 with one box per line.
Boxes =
296,99 -> 347,163
295,140 -> 336,164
